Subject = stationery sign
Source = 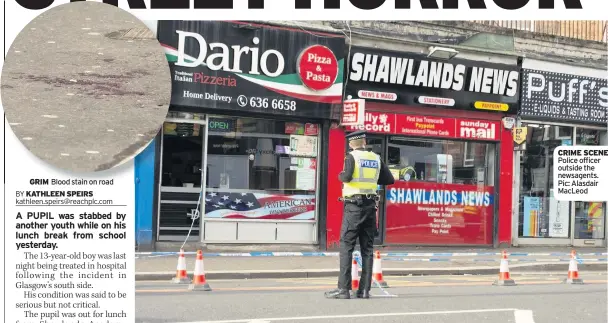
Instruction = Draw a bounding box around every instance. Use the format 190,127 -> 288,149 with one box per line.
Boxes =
520,69 -> 607,124
340,99 -> 366,126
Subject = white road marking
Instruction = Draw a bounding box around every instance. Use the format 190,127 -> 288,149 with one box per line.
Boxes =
98,52 -> 104,55
88,32 -> 101,36
41,114 -> 58,118
85,18 -> 91,20
60,153 -> 70,156
82,27 -> 91,30
58,125 -> 65,128
22,137 -> 33,141
9,123 -> 21,126
514,310 -> 536,323
14,50 -> 21,53
66,93 -> 75,96
172,308 -> 519,323
107,129 -> 114,132
47,41 -> 55,44
70,79 -> 77,82
86,151 -> 100,154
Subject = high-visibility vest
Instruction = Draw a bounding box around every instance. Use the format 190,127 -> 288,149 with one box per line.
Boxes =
342,150 -> 381,197
399,166 -> 416,181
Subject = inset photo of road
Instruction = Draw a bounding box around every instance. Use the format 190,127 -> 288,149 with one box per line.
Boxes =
1,1 -> 171,173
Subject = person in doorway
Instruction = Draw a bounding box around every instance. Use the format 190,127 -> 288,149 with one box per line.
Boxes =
325,131 -> 394,300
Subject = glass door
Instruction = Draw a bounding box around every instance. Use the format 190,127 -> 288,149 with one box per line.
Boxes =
365,135 -> 387,245
572,128 -> 606,247
157,112 -> 207,241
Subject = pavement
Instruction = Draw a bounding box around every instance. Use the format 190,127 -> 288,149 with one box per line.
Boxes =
135,247 -> 608,280
135,273 -> 608,322
1,1 -> 170,172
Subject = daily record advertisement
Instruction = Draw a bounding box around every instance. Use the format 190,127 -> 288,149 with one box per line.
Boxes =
2,1 -> 608,323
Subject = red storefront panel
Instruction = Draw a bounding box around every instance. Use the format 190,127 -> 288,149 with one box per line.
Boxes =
346,112 -> 501,141
385,181 -> 494,245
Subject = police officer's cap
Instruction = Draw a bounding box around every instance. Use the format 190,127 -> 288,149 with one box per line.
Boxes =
346,131 -> 366,142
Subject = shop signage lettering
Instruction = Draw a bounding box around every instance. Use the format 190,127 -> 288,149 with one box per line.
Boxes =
358,90 -> 397,101
348,112 -> 500,141
347,112 -> 394,133
15,0 -> 584,11
297,45 -> 339,91
176,31 -> 285,77
346,47 -> 520,114
341,99 -> 366,126
521,69 -> 607,124
457,120 -> 497,140
385,181 -> 494,245
349,53 -> 519,97
418,96 -> 455,106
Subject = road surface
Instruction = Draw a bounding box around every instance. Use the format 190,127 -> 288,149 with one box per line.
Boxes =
135,273 -> 607,323
1,1 -> 170,172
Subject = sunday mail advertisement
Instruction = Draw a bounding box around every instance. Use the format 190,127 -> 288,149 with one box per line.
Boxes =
3,1 -> 608,323
553,146 -> 608,202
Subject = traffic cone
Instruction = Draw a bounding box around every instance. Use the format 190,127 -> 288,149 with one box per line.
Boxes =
493,250 -> 516,286
188,250 -> 212,291
351,259 -> 360,291
564,249 -> 584,284
172,249 -> 190,284
372,251 -> 389,288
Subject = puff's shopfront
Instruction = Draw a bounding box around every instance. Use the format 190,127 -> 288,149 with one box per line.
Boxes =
137,21 -> 345,245
513,59 -> 607,247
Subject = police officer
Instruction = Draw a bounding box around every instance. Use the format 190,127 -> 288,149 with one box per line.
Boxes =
325,131 -> 395,299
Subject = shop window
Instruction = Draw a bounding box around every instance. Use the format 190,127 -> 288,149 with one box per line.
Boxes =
573,128 -> 606,239
161,121 -> 204,188
384,136 -> 497,245
205,117 -> 319,221
387,137 -> 493,185
518,123 -> 573,238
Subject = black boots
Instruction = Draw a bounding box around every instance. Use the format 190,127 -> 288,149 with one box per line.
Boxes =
324,289 -> 350,299
355,290 -> 370,299
324,289 -> 370,299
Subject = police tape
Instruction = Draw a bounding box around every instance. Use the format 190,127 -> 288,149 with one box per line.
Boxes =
135,251 -> 608,258
382,257 -> 608,264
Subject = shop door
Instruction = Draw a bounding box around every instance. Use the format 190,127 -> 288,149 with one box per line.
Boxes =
364,135 -> 387,245
157,113 -> 207,241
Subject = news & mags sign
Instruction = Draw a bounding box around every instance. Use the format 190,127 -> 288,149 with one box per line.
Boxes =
346,47 -> 520,114
520,69 -> 607,124
157,21 -> 345,119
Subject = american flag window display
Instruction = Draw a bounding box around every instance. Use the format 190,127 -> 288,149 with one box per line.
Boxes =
204,117 -> 318,220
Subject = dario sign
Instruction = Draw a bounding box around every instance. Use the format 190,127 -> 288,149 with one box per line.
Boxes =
297,45 -> 339,91
158,21 -> 345,119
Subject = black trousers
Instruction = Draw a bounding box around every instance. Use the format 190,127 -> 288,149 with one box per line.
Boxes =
337,199 -> 377,291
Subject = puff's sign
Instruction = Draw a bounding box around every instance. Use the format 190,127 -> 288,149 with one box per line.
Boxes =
520,69 -> 607,124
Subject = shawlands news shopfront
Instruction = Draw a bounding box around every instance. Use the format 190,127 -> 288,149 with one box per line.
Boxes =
513,59 -> 607,247
136,21 -> 345,245
325,46 -> 521,248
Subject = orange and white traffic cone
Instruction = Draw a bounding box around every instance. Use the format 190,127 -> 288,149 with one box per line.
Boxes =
493,250 -> 516,286
351,259 -> 360,292
564,249 -> 584,284
172,249 -> 190,284
188,250 -> 212,291
372,251 -> 389,288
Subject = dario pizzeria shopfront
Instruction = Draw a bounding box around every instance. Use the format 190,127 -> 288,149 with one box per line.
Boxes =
154,21 -> 345,244
326,46 -> 521,248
